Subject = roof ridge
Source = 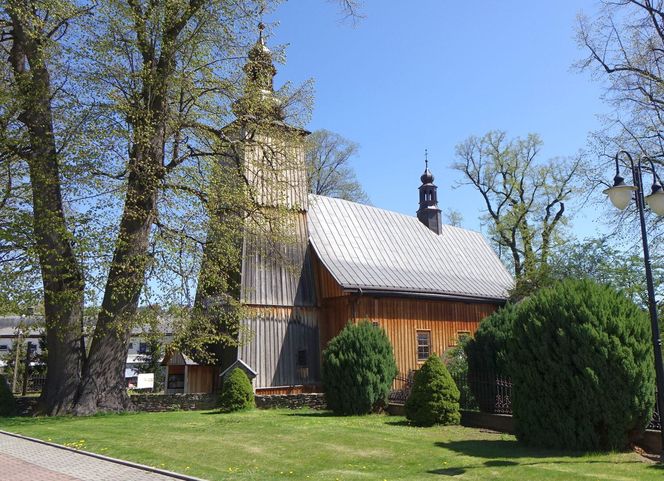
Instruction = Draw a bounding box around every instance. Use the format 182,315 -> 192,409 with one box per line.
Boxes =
307,193 -> 485,237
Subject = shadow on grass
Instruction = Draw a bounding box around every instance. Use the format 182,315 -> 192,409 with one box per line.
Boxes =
483,460 -> 518,467
436,440 -> 587,459
427,467 -> 465,476
385,420 -> 411,427
286,411 -> 339,418
428,439 -> 646,478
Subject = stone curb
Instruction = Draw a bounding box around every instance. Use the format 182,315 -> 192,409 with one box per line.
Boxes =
0,429 -> 208,481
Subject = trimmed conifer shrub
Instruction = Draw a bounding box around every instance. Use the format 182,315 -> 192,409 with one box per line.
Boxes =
219,368 -> 255,412
405,354 -> 460,426
509,278 -> 655,451
464,303 -> 517,412
0,374 -> 16,417
322,321 -> 397,415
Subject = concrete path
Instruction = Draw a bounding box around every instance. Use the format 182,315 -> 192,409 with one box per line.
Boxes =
0,431 -> 204,481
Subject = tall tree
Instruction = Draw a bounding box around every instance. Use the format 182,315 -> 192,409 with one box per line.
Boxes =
1,0 -> 88,415
548,237 -> 664,308
577,0 -> 664,241
453,131 -> 582,296
305,129 -> 368,203
73,0 -> 269,415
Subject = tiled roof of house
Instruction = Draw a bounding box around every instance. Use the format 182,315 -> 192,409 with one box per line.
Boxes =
307,195 -> 514,301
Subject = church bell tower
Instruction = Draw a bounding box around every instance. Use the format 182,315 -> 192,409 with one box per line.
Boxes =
416,151 -> 442,234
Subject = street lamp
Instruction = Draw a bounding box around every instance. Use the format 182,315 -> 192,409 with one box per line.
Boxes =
604,150 -> 664,461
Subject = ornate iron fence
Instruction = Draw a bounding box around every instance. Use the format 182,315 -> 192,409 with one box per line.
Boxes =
451,372 -> 512,414
387,370 -> 415,404
394,370 -> 660,431
648,393 -> 661,431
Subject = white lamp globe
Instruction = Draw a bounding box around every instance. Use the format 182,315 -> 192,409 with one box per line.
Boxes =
645,188 -> 664,216
603,184 -> 637,210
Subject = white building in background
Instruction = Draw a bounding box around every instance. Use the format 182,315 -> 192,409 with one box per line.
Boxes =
0,315 -> 43,371
0,314 -> 172,388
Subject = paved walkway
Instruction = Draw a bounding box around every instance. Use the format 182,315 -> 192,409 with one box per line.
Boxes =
0,431 -> 200,481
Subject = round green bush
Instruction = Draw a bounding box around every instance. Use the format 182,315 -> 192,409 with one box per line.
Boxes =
405,354 -> 460,426
322,321 -> 397,415
0,374 -> 16,417
219,368 -> 255,412
508,279 -> 655,451
464,303 -> 517,412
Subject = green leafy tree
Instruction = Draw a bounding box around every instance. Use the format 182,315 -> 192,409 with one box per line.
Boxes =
508,279 -> 655,451
454,131 -> 582,297
464,303 -> 518,412
322,321 -> 397,415
0,374 -> 16,416
219,368 -> 254,412
1,0 -> 88,415
405,354 -> 460,426
442,337 -> 476,410
305,129 -> 369,204
0,0 -> 360,416
548,237 -> 664,308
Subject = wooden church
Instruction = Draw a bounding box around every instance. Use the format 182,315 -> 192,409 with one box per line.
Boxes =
194,29 -> 513,395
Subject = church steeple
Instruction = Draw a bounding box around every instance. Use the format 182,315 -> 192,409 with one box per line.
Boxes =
417,150 -> 442,235
232,22 -> 283,122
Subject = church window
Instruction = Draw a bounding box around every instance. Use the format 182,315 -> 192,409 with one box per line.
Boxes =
417,330 -> 431,362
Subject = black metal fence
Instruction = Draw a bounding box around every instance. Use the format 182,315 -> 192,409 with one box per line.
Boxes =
649,393 -> 661,431
451,372 -> 512,414
4,373 -> 46,395
387,370 -> 415,404
389,370 -> 661,431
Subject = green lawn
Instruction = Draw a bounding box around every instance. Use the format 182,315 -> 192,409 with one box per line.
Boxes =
0,409 -> 660,481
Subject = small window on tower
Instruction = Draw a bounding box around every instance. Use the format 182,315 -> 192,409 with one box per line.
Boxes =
417,330 -> 431,362
297,349 -> 307,368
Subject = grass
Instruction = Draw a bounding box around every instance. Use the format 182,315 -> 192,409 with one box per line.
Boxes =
0,408 -> 661,481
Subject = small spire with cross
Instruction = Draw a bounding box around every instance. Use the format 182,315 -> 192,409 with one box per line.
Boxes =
258,21 -> 265,42
425,149 -> 428,170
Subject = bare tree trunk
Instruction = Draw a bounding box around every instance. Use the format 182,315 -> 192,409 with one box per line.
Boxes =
8,2 -> 85,415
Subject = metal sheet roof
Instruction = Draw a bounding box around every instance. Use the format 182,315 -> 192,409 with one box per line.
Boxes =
307,195 -> 514,301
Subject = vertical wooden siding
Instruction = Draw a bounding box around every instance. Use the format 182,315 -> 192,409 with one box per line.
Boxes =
321,295 -> 496,375
239,306 -> 320,389
185,366 -> 217,394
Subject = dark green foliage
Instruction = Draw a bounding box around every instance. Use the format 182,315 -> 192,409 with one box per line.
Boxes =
464,303 -> 517,411
405,355 -> 460,426
509,279 -> 655,451
0,374 -> 16,417
442,338 -> 477,410
219,368 -> 254,413
322,321 -> 397,415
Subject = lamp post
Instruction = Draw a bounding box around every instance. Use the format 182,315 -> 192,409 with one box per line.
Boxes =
604,150 -> 664,461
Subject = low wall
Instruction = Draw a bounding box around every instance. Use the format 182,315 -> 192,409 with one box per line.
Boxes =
460,410 -> 515,434
130,393 -> 217,412
637,430 -> 662,454
12,392 -> 326,415
459,410 -> 661,456
255,393 -> 326,410
15,396 -> 39,416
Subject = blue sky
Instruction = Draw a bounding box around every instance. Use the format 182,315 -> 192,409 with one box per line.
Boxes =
266,0 -> 609,237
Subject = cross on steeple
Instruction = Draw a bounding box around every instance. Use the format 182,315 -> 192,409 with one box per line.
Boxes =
425,149 -> 428,170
